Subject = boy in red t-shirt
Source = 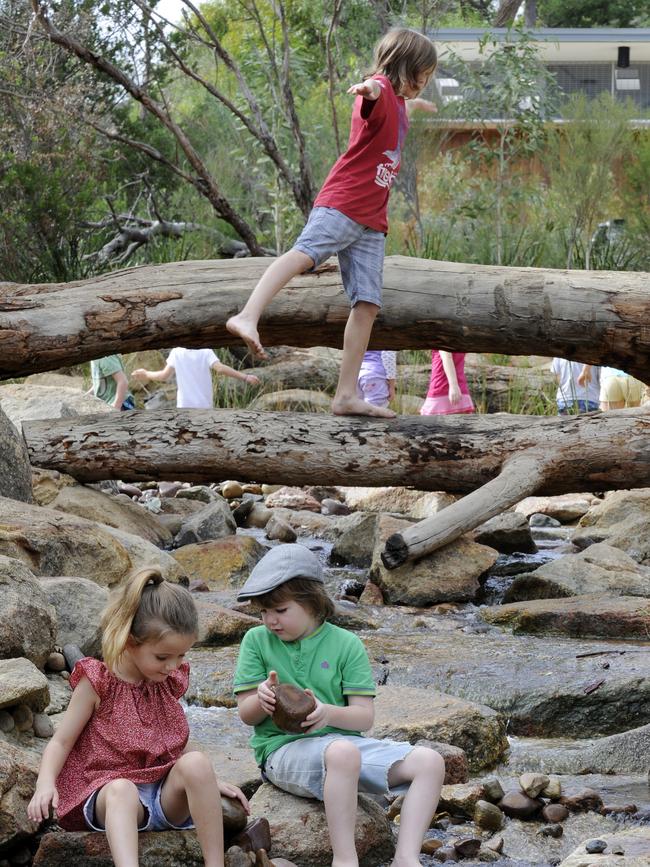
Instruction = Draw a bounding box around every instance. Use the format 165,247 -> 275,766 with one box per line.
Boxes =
227,28 -> 437,418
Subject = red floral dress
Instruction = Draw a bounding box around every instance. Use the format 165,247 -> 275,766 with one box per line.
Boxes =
56,657 -> 190,830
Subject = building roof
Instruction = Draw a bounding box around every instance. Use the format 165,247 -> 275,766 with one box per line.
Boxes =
432,27 -> 650,63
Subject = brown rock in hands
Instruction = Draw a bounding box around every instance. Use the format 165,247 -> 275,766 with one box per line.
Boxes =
272,683 -> 316,733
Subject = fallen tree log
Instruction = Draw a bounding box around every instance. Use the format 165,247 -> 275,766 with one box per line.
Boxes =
2,256 -> 650,380
23,407 -> 650,565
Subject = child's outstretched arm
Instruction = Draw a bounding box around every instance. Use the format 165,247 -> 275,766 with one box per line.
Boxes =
301,693 -> 374,735
347,79 -> 381,100
211,360 -> 261,387
28,677 -> 99,822
131,364 -> 174,383
440,350 -> 461,406
236,670 -> 278,726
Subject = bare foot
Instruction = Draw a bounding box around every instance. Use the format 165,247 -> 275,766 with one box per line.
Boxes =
226,313 -> 268,360
331,395 -> 397,418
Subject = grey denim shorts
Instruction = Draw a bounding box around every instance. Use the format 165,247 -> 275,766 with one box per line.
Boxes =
263,734 -> 414,801
83,777 -> 194,832
293,206 -> 385,309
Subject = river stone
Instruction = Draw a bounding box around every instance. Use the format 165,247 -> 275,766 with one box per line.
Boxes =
438,782 -> 486,816
221,480 -> 244,499
370,515 -> 498,606
0,740 -> 40,849
372,686 -> 507,771
249,782 -> 394,867
503,543 -> 650,603
414,740 -> 469,784
560,826 -> 650,867
0,497 -> 182,585
0,406 -> 32,503
543,776 -> 563,800
265,514 -> 297,543
0,658 -> 49,712
172,536 -> 266,588
560,788 -> 604,813
482,779 -> 505,802
519,773 -> 550,798
474,800 -> 503,831
498,791 -> 543,819
194,600 -> 259,646
176,485 -> 218,504
481,594 -> 650,640
472,512 -> 537,554
244,503 -> 273,529
330,514 -> 378,567
40,577 -> 105,657
174,497 -> 237,546
572,489 -> 650,564
433,847 -> 458,862
338,486 -> 456,519
33,829 -> 212,866
454,837 -> 482,858
32,473 -> 172,547
544,804 -> 570,823
160,496 -> 206,516
515,494 -> 601,523
265,486 -> 321,512
270,508 -> 360,541
0,556 -> 56,667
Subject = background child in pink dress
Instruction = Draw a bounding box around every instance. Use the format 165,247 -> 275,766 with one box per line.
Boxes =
28,568 -> 248,867
420,350 -> 475,415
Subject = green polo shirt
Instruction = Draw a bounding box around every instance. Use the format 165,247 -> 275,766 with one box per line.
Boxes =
233,621 -> 376,767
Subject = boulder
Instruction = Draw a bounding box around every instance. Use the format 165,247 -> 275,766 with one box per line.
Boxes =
0,658 -> 49,712
498,791 -> 543,819
330,514 -> 378,567
481,594 -> 650,640
560,826 -> 650,867
0,384 -> 112,426
265,515 -> 298,543
438,782 -> 486,816
194,601 -> 259,646
0,556 -> 56,667
40,577 -> 109,657
172,537 -> 266,589
370,515 -> 498,606
0,740 -> 39,849
0,406 -> 32,503
265,487 -> 322,513
572,489 -> 650,563
338,486 -> 456,518
32,470 -> 171,546
33,829 -> 208,866
174,498 -> 237,547
0,497 -> 182,585
372,686 -> 507,771
515,494 -> 601,523
248,782 -> 394,867
503,543 -> 650,603
472,512 -> 536,554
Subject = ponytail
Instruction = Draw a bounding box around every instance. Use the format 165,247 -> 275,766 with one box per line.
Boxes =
101,567 -> 198,672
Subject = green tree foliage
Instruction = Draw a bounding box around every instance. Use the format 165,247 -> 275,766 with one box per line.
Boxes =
536,0 -> 650,27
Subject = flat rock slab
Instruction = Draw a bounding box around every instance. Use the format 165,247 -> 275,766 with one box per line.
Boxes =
481,594 -> 650,640
0,658 -> 49,712
371,685 -> 507,771
560,825 -> 650,867
515,494 -> 601,522
33,829 -> 210,866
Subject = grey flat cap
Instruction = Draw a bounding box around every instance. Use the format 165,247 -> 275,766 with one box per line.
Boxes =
237,544 -> 324,601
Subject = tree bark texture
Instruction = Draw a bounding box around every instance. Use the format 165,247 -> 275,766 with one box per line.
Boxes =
2,256 -> 650,381
23,406 -> 650,493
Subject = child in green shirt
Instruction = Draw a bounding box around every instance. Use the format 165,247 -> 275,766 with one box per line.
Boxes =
234,544 -> 444,867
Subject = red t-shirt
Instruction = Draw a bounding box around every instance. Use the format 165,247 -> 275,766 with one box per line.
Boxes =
314,74 -> 408,233
426,351 -> 470,398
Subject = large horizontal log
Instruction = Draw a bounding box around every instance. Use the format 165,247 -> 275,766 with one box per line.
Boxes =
2,256 -> 650,380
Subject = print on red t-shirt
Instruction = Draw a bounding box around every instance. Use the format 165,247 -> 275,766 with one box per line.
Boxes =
314,75 -> 408,234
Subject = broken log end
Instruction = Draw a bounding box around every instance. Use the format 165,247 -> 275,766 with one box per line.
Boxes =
381,532 -> 409,570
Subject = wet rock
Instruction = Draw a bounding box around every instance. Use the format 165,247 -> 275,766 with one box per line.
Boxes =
561,826 -> 650,867
473,512 -> 537,554
40,577 -> 108,657
584,839 -> 607,853
539,823 -> 564,838
454,838 -> 481,858
370,515 -> 498,606
172,536 -> 266,589
529,513 -> 562,527
265,515 -> 297,543
542,777 -> 563,800
560,788 -> 604,814
265,487 -> 321,513
501,812 -> 619,864
330,514 -> 378,567
519,772 -> 550,798
438,783 -> 486,817
421,839 -> 444,854
33,712 -> 53,738
543,804 -> 570,823
0,556 -> 56,668
474,800 -> 503,831
503,543 -> 650,603
434,847 -> 459,862
482,779 -> 505,803
484,835 -> 504,853
498,791 -> 543,819
358,581 -> 384,605
249,782 -> 394,866
174,498 -> 237,546
372,686 -> 507,771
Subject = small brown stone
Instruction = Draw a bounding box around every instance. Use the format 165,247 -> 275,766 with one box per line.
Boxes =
498,791 -> 542,819
559,788 -> 604,814
542,803 -> 569,823
421,839 -> 444,854
387,795 -> 404,820
454,837 -> 482,858
46,652 -> 66,672
474,800 -> 503,831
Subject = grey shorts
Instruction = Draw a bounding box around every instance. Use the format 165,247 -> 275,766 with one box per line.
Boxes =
357,374 -> 390,408
293,206 -> 385,309
264,734 -> 414,801
83,777 -> 194,832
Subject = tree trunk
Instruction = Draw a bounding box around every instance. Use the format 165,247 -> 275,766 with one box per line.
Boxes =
493,0 -> 523,26
23,407 -> 650,564
1,256 -> 650,381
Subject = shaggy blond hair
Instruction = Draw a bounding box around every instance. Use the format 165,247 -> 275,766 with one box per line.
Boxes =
369,28 -> 438,93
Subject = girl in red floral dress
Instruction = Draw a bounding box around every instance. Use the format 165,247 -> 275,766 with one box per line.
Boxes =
28,568 -> 248,867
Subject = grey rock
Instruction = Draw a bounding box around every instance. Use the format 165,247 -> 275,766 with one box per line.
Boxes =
482,779 -> 505,803
265,515 -> 297,543
473,512 -> 537,554
33,712 -> 54,738
174,497 -> 236,546
41,577 -> 108,658
584,839 -> 607,854
0,556 -> 56,667
0,406 -> 32,502
530,513 -> 561,527
474,800 -> 503,831
519,772 -> 550,798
